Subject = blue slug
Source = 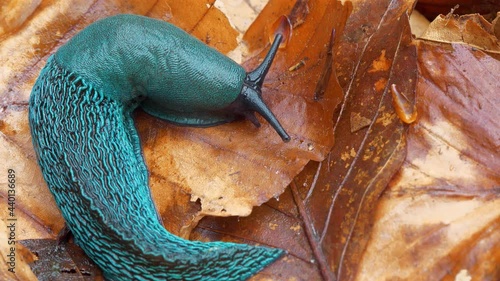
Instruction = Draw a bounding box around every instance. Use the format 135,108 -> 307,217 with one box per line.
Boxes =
29,14 -> 289,280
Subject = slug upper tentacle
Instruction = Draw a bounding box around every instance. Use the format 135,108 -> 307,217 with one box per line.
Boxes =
29,14 -> 287,280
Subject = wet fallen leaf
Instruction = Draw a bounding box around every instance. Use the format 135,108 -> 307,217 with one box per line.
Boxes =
195,0 -> 418,280
358,39 -> 500,281
196,2 -> 499,281
290,1 -> 418,278
359,11 -> 500,280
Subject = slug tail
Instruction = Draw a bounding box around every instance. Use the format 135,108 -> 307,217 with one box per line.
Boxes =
188,243 -> 284,280
118,237 -> 284,280
29,56 -> 283,281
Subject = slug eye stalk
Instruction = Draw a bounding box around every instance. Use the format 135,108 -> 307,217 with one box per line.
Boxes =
247,34 -> 284,87
235,34 -> 290,142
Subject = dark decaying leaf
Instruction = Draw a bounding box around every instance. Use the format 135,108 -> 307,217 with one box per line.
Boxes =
292,1 -> 417,280
20,239 -> 104,281
420,13 -> 500,55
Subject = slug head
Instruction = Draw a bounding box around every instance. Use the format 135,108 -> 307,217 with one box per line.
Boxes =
228,34 -> 290,142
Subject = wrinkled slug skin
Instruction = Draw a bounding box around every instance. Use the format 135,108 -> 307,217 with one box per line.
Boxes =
28,15 -> 283,281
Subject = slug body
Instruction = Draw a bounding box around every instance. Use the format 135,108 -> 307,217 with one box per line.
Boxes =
29,14 -> 288,280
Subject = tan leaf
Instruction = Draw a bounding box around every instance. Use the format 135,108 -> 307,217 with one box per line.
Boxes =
420,13 -> 500,54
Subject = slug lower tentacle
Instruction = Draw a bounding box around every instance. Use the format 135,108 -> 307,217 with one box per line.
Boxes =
29,14 -> 288,280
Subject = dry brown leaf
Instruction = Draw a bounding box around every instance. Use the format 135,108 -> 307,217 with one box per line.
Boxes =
194,2 -> 499,281
420,13 -> 500,54
193,187 -> 325,280
416,0 -> 500,21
